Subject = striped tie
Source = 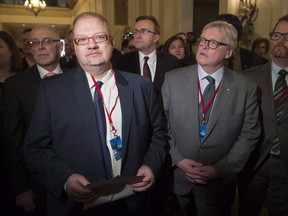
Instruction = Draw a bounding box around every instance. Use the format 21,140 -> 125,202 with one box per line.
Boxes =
93,81 -> 112,179
271,69 -> 288,155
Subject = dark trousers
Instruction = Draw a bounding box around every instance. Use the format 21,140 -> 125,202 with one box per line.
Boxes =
238,155 -> 288,216
172,180 -> 234,216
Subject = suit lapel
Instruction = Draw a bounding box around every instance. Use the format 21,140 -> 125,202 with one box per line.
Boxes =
202,69 -> 233,142
71,68 -> 104,162
185,65 -> 202,145
114,71 -> 132,160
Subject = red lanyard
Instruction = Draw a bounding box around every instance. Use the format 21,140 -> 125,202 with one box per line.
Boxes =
198,78 -> 220,121
91,74 -> 119,134
274,87 -> 288,106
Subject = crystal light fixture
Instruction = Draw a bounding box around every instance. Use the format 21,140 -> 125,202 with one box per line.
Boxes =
24,0 -> 46,17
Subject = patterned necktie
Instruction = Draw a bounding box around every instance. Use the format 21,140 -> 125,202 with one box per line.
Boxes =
44,72 -> 56,78
93,81 -> 112,179
199,76 -> 215,124
271,69 -> 288,155
143,56 -> 152,79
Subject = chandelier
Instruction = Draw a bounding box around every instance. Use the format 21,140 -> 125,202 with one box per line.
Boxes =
24,0 -> 46,17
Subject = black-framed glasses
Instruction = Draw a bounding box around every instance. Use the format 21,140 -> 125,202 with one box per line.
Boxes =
74,35 -> 111,46
132,28 -> 158,35
29,38 -> 60,48
198,37 -> 228,50
269,32 -> 288,41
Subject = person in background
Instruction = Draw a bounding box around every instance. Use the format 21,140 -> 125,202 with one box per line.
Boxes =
21,28 -> 36,70
238,14 -> 288,216
215,14 -> 268,72
4,24 -> 65,215
161,20 -> 260,216
114,15 -> 180,96
175,32 -> 187,42
62,29 -> 79,69
162,35 -> 195,67
0,31 -> 22,85
251,37 -> 270,60
121,37 -> 136,54
23,12 -> 165,216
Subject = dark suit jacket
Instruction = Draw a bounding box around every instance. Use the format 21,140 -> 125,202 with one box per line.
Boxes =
23,68 -> 166,215
114,51 -> 180,95
4,65 -> 67,196
242,63 -> 288,175
161,64 -> 260,196
240,48 -> 268,71
4,65 -> 42,195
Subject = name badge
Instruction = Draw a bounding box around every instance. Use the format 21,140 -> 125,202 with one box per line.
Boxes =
110,136 -> 122,161
199,124 -> 207,139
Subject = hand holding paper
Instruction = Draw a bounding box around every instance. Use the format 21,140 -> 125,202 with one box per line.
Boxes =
130,165 -> 155,192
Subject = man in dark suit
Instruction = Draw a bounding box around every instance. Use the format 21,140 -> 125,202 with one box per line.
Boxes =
114,15 -> 180,96
23,12 -> 165,216
215,14 -> 268,72
4,24 -> 65,215
239,15 -> 288,216
161,20 -> 260,215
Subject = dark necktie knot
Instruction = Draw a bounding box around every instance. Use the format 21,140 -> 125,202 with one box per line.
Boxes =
97,81 -> 103,89
144,56 -> 149,62
278,69 -> 288,78
205,76 -> 215,86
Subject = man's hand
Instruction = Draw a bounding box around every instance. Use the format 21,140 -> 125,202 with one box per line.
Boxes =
16,189 -> 36,213
65,173 -> 97,203
186,165 -> 218,185
130,165 -> 155,192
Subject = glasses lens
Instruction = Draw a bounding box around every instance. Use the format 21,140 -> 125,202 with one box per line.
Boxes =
208,40 -> 218,49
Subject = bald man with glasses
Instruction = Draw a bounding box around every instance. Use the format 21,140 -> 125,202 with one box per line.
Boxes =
4,24 -> 67,215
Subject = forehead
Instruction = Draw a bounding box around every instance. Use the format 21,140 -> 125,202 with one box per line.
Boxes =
274,21 -> 288,32
202,27 -> 226,41
171,39 -> 183,45
0,38 -> 8,46
74,16 -> 108,36
135,19 -> 155,29
30,27 -> 58,39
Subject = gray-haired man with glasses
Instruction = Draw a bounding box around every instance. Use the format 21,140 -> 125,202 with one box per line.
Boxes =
4,24 -> 66,215
161,20 -> 260,215
238,14 -> 288,216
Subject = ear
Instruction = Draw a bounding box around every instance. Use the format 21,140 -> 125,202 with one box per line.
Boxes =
154,34 -> 160,44
224,49 -> 233,60
59,41 -> 64,53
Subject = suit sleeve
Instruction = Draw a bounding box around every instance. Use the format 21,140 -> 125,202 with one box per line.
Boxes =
161,73 -> 184,166
23,81 -> 74,201
3,78 -> 31,195
213,82 -> 261,183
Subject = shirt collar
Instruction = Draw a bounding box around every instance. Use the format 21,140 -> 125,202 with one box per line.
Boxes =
271,61 -> 288,78
139,49 -> 157,62
86,68 -> 114,90
197,64 -> 224,85
38,64 -> 62,79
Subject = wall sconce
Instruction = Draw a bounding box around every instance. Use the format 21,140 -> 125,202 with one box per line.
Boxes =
24,0 -> 46,17
238,0 -> 258,24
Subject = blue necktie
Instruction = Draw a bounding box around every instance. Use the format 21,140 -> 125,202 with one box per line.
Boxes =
93,81 -> 112,179
199,76 -> 215,124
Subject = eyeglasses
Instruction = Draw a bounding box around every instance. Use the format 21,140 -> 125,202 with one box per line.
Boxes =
74,35 -> 111,46
132,29 -> 158,35
270,32 -> 288,41
29,38 -> 60,48
198,37 -> 228,50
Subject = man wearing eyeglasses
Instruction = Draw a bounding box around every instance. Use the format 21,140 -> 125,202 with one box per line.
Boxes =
4,25 -> 66,215
21,28 -> 36,70
238,15 -> 288,216
114,15 -> 180,96
161,20 -> 260,215
22,12 -> 165,216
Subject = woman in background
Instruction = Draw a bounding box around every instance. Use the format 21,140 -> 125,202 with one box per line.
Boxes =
162,35 -> 195,67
